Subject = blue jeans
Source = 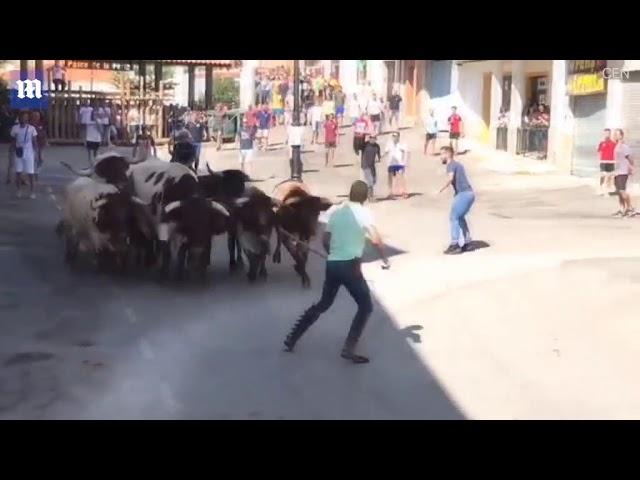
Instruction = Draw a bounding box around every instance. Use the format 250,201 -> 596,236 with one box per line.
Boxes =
289,259 -> 373,350
193,142 -> 202,171
450,190 -> 475,246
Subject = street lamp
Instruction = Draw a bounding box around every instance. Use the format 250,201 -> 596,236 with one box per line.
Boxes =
290,60 -> 303,180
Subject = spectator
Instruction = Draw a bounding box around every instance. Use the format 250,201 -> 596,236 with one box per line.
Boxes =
256,103 -> 272,151
447,106 -> 463,154
498,108 -> 509,127
84,109 -> 102,164
322,93 -> 335,120
310,100 -> 324,145
324,114 -> 339,167
366,93 -> 383,135
96,100 -> 112,147
186,112 -> 209,172
132,124 -> 157,163
51,61 -> 67,91
360,134 -> 381,202
211,104 -> 227,151
334,87 -> 346,126
237,117 -> 255,178
382,132 -> 409,199
30,111 -> 47,180
388,90 -> 402,129
353,113 -> 372,156
348,93 -> 361,126
78,99 -> 94,140
11,110 -> 39,199
612,128 -> 636,217
259,76 -> 272,105
598,128 -> 616,196
127,105 -> 140,144
423,109 -> 438,156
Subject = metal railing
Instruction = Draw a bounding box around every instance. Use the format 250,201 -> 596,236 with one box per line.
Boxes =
516,126 -> 548,158
496,126 -> 508,151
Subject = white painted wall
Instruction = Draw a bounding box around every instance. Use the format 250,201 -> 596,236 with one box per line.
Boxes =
339,60 -> 358,96
240,60 -> 258,109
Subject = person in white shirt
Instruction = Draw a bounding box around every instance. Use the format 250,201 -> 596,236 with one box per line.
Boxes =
78,99 -> 93,140
51,61 -> 67,91
127,105 -> 140,144
84,110 -> 103,164
366,93 -> 383,135
381,131 -> 409,199
310,100 -> 324,145
96,100 -> 112,147
423,109 -> 439,156
10,111 -> 39,199
348,93 -> 361,125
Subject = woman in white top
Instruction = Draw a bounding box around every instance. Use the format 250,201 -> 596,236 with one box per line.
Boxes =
52,61 -> 67,91
10,111 -> 39,199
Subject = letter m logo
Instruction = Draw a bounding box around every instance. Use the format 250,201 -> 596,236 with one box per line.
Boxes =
10,70 -> 48,110
16,79 -> 42,99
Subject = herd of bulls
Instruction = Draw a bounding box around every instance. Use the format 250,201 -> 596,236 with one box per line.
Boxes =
55,152 -> 333,287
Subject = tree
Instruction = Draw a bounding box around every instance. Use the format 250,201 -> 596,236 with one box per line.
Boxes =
213,78 -> 239,106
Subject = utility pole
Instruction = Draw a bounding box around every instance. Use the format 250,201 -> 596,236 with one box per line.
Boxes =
290,60 -> 303,180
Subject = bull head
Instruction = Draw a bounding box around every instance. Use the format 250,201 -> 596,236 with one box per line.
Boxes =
60,152 -> 146,178
165,200 -> 230,217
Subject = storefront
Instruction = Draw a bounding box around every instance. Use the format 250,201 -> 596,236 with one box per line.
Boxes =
568,60 -> 608,177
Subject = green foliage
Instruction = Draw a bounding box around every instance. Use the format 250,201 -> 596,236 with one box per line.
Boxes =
213,78 -> 239,106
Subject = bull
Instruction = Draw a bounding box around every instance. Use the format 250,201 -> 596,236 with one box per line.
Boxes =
199,164 -> 250,272
272,180 -> 333,288
128,158 -> 230,280
233,186 -> 279,283
57,177 -> 155,272
60,151 -> 143,190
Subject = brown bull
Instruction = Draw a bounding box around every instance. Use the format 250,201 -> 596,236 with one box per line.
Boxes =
272,180 -> 333,288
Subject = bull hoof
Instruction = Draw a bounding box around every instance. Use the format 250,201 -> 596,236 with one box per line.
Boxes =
272,251 -> 281,264
259,270 -> 268,280
247,274 -> 257,284
302,276 -> 311,288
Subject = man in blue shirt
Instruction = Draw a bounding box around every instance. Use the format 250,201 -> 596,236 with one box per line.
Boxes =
283,180 -> 389,364
437,146 -> 475,254
256,104 -> 272,151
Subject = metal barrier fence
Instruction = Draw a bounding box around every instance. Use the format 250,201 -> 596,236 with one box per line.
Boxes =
496,126 -> 508,151
516,127 -> 548,158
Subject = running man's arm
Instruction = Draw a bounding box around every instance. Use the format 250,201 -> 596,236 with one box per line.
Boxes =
365,225 -> 389,267
132,138 -> 138,159
438,172 -> 455,194
322,231 -> 331,254
151,136 -> 157,157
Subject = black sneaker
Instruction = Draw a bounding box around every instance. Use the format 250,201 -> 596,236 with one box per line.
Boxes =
341,350 -> 370,364
461,243 -> 472,253
443,244 -> 462,255
612,210 -> 625,218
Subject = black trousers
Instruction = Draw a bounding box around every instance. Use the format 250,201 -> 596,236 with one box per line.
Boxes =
290,259 -> 373,350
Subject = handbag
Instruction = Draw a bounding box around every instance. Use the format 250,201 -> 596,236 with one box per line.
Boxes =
14,127 -> 29,158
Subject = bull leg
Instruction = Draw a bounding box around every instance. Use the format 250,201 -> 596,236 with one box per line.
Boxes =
228,228 -> 244,272
298,236 -> 311,288
258,255 -> 268,280
272,229 -> 282,264
64,232 -> 78,264
176,243 -> 188,281
159,241 -> 171,280
246,251 -> 259,283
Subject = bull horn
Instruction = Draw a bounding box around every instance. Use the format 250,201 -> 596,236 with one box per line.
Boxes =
131,196 -> 148,206
206,162 -> 215,176
60,161 -> 94,177
164,201 -> 183,214
210,200 -> 230,217
234,197 -> 250,208
271,197 -> 282,208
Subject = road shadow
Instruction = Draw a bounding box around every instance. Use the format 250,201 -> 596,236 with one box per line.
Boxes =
463,240 -> 491,252
303,169 -> 320,174
0,150 -> 466,420
332,163 -> 354,168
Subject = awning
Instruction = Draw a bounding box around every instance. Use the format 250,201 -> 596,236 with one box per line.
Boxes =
160,60 -> 238,68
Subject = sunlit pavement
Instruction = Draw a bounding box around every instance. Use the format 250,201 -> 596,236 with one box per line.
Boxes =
1,124 -> 640,419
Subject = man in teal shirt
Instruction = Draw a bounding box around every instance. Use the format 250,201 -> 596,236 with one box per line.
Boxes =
283,181 -> 389,364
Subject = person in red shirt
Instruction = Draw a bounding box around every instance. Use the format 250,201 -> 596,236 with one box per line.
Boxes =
597,128 -> 616,196
447,106 -> 463,154
244,105 -> 258,140
352,113 -> 372,155
324,114 -> 339,167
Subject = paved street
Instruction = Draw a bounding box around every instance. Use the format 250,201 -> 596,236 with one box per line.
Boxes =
1,124 -> 640,419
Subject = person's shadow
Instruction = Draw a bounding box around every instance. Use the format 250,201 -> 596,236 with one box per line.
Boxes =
401,325 -> 424,344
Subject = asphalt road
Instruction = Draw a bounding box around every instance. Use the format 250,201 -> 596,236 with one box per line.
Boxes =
1,125 -> 640,419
